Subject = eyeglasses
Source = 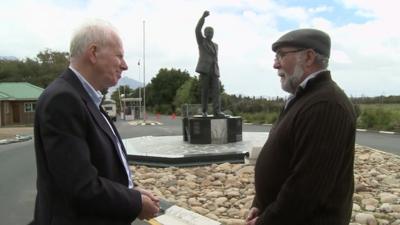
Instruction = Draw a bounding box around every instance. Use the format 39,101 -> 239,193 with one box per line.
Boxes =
275,48 -> 305,61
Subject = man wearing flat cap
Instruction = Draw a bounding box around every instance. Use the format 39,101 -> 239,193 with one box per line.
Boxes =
246,28 -> 356,225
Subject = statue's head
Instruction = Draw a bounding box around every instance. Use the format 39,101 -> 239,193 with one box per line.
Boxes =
204,26 -> 214,40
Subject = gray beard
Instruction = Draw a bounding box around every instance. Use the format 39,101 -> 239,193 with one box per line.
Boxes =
282,64 -> 304,94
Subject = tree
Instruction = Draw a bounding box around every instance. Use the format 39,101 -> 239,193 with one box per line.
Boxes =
173,76 -> 201,110
0,49 -> 69,88
0,59 -> 23,81
35,49 -> 69,87
146,68 -> 191,112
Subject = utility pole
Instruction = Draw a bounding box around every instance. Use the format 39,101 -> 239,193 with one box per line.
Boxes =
123,85 -> 126,119
138,59 -> 142,119
143,20 -> 146,122
118,86 -> 123,119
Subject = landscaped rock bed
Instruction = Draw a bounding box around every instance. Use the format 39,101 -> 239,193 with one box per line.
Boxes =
131,145 -> 400,225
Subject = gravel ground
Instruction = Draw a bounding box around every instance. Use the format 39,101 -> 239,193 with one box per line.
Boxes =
131,145 -> 400,225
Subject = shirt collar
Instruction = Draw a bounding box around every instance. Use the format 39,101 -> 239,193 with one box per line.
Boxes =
69,65 -> 103,108
299,69 -> 328,89
286,69 -> 328,101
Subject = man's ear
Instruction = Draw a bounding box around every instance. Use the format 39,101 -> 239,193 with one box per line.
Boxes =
87,44 -> 97,64
305,49 -> 316,67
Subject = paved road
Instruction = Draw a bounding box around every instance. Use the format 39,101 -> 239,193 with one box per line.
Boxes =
355,131 -> 400,156
0,140 -> 36,225
1,115 -> 399,225
116,115 -> 183,138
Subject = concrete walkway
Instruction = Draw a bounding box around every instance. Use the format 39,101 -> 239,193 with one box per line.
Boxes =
123,132 -> 268,166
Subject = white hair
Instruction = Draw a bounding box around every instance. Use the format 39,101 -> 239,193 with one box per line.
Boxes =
297,50 -> 329,69
69,19 -> 118,59
314,52 -> 329,69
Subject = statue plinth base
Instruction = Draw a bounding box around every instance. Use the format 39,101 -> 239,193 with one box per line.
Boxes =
182,116 -> 242,144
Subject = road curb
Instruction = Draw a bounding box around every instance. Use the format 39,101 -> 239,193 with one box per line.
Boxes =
0,135 -> 32,145
357,129 -> 399,135
244,124 -> 399,135
378,131 -> 396,135
128,120 -> 163,126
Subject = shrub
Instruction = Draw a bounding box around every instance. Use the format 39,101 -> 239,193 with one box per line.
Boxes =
358,108 -> 395,131
240,112 -> 279,124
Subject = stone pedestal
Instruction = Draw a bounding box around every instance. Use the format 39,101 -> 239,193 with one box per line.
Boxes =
183,116 -> 242,144
244,146 -> 262,165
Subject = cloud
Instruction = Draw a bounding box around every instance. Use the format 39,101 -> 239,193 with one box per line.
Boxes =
308,6 -> 333,14
0,0 -> 399,97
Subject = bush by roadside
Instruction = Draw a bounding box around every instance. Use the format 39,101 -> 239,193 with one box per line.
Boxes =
357,107 -> 400,133
240,104 -> 400,133
239,112 -> 278,124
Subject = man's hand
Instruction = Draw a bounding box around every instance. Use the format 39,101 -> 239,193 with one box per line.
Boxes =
138,195 -> 160,220
246,217 -> 258,225
202,10 -> 210,18
135,187 -> 160,206
245,207 -> 260,225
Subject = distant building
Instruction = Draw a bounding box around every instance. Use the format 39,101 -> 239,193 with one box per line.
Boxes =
0,82 -> 44,127
121,97 -> 142,120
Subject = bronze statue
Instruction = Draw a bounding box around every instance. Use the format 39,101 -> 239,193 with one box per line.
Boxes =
195,11 -> 225,118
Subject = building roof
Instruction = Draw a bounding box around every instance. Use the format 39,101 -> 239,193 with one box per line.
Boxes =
0,82 -> 44,101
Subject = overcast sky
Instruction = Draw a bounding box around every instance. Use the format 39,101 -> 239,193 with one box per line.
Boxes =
1,0 -> 399,98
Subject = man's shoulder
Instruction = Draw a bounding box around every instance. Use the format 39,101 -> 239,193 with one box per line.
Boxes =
312,79 -> 348,101
43,76 -> 75,96
298,81 -> 354,116
301,84 -> 343,106
38,71 -> 81,105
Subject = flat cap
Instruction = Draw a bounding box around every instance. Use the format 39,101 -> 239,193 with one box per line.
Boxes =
272,28 -> 331,58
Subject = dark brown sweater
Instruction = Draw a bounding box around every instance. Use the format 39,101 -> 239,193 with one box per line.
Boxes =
252,71 -> 356,225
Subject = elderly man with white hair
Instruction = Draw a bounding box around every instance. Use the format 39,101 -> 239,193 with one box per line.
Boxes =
33,20 -> 160,225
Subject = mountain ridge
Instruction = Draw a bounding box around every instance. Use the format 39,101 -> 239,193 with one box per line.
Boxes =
106,76 -> 142,97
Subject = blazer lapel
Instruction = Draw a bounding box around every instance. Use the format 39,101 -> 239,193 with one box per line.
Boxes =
61,69 -> 122,155
203,39 -> 216,55
100,107 -> 128,155
87,103 -> 119,147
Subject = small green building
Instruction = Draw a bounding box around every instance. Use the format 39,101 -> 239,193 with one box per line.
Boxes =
0,82 -> 44,127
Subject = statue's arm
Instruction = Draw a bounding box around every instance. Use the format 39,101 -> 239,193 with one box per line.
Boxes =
195,11 -> 209,44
